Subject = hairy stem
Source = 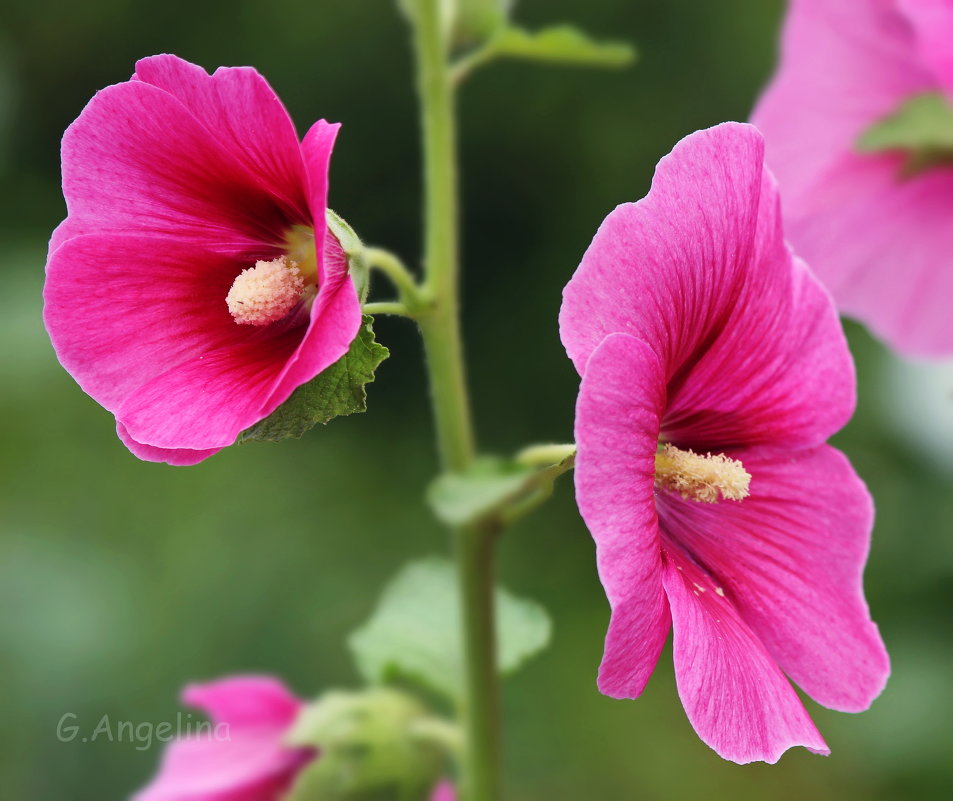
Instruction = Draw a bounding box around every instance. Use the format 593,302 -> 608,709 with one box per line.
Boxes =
410,2 -> 502,799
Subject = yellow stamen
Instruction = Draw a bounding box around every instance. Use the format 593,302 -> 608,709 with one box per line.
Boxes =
283,225 -> 319,283
654,444 -> 750,503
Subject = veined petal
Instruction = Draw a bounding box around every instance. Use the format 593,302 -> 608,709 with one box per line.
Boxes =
574,334 -> 670,698
43,234 -> 247,412
662,168 -> 856,449
561,123 -> 762,378
562,123 -> 854,450
182,676 -> 302,730
661,549 -> 829,764
133,55 -> 310,220
60,79 -> 304,255
657,445 -> 889,713
752,0 -> 932,208
116,324 -> 303,451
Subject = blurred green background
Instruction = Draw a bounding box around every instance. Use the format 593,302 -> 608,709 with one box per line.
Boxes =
2,1 -> 952,798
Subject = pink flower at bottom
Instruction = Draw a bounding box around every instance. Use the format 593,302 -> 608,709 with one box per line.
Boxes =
134,676 -> 456,801
133,676 -> 313,801
560,123 -> 889,763
43,55 -> 363,465
752,0 -> 953,356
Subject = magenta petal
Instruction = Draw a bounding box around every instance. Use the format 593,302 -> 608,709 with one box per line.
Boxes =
784,152 -> 953,357
117,327 -> 301,450
263,120 -> 363,411
561,123 -> 854,449
60,79 -> 300,254
662,170 -> 855,449
132,732 -> 307,801
182,676 -> 302,730
300,120 -> 343,287
574,334 -> 671,698
561,123 -> 763,376
752,0 -> 932,208
662,550 -> 829,764
430,781 -> 456,801
43,234 -> 244,412
133,55 -> 310,219
658,445 -> 889,713
898,0 -> 953,98
134,676 -> 309,801
117,423 -> 222,466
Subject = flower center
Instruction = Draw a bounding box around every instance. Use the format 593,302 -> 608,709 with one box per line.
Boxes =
654,444 -> 750,503
226,256 -> 305,326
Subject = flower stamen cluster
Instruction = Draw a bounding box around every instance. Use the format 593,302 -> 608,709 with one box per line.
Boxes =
654,444 -> 750,503
226,256 -> 305,326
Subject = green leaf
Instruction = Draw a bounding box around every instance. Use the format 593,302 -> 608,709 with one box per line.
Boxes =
857,91 -> 953,154
238,315 -> 388,443
489,24 -> 636,69
426,452 -> 574,526
285,687 -> 447,801
427,456 -> 534,526
349,558 -> 552,701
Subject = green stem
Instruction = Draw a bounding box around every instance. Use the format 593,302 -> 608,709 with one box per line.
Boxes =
410,2 -> 501,800
362,301 -> 414,318
364,247 -> 425,307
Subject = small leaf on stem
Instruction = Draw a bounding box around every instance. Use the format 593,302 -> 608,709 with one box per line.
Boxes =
489,24 -> 635,69
349,558 -> 552,701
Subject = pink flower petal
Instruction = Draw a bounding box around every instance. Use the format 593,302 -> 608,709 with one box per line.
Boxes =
752,0 -> 953,356
430,780 -> 456,801
752,0 -> 932,209
657,445 -> 889,713
117,325 -> 302,450
133,55 -> 310,219
134,676 -> 310,801
661,549 -> 829,764
898,0 -> 953,98
132,731 -> 308,801
300,120 -> 343,287
573,333 -> 671,698
264,120 -> 363,411
784,152 -> 953,357
182,676 -> 302,730
43,234 -> 248,412
117,423 -> 222,466
60,79 -> 303,255
561,123 -> 854,449
663,170 -> 855,450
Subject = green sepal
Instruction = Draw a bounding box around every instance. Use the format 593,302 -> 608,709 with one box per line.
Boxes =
486,24 -> 635,69
857,90 -> 953,173
348,558 -> 552,702
238,316 -> 388,444
284,687 -> 449,801
327,208 -> 370,302
426,453 -> 573,527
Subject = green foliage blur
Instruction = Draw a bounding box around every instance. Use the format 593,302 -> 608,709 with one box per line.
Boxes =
1,1 -> 951,799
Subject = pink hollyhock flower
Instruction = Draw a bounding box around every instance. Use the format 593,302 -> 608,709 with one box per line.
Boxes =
43,55 -> 362,465
559,123 -> 889,764
752,0 -> 953,357
134,676 -> 456,801
133,676 -> 313,801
